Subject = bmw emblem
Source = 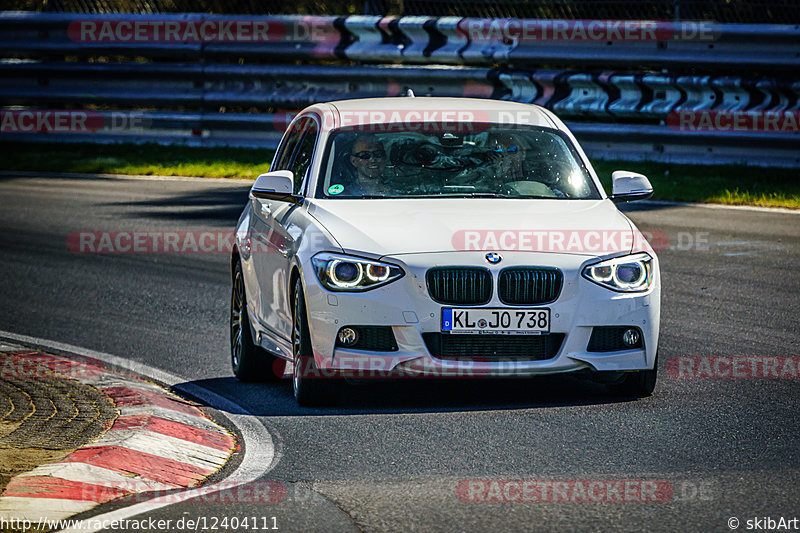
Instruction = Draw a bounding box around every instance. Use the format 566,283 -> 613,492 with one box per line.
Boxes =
485,252 -> 502,264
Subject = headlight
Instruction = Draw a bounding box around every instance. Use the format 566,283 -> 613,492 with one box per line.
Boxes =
582,253 -> 653,292
311,252 -> 404,292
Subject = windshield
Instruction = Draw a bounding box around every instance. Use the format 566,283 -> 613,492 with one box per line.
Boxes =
316,124 -> 601,199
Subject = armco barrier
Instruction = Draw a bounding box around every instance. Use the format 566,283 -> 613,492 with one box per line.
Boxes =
0,110 -> 285,147
3,110 -> 797,167
344,15 -> 402,63
0,12 -> 345,61
0,11 -> 798,167
0,60 -> 500,109
458,19 -> 800,71
3,59 -> 795,120
569,123 -> 800,168
2,12 -> 798,69
429,16 -> 467,64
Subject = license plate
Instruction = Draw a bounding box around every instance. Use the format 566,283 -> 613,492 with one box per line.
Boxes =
442,308 -> 550,334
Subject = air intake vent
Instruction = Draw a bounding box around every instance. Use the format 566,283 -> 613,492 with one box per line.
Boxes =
423,333 -> 564,361
426,267 -> 492,305
587,326 -> 642,352
335,326 -> 398,352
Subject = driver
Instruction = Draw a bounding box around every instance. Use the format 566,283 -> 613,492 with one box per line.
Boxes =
347,134 -> 391,196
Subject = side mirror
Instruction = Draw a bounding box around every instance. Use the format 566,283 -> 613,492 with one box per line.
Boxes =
609,171 -> 653,204
250,170 -> 302,204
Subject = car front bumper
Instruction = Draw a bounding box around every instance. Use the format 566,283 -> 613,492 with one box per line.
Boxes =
302,251 -> 660,377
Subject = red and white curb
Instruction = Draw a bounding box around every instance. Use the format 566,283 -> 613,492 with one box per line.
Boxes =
0,344 -> 237,523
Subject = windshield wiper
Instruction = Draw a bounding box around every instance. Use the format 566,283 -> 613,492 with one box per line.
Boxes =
468,192 -> 513,198
333,194 -> 387,199
516,195 -> 559,199
418,192 -> 513,198
446,193 -> 560,199
340,193 -> 560,199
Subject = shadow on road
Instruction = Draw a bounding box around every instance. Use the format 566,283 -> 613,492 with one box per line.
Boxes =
0,172 -> 131,183
175,374 -> 637,418
107,186 -> 251,223
618,202 -> 684,213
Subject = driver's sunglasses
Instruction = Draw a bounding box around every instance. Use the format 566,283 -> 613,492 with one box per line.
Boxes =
493,146 -> 519,153
352,150 -> 386,160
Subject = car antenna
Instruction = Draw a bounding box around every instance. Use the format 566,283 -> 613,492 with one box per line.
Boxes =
403,88 -> 415,97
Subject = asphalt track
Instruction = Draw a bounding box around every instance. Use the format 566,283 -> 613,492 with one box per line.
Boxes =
0,172 -> 799,532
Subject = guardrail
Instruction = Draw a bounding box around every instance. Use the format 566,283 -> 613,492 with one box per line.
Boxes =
4,110 -> 797,167
0,11 -> 798,167
3,12 -> 798,69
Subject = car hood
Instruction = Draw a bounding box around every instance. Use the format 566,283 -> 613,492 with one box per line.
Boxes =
307,199 -> 637,257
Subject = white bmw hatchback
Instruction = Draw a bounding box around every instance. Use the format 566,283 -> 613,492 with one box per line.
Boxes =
230,97 -> 660,406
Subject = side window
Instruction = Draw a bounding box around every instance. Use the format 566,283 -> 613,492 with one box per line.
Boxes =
272,118 -> 306,171
290,120 -> 318,194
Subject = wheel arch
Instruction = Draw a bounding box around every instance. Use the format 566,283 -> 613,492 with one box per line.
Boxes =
289,264 -> 302,314
230,246 -> 241,281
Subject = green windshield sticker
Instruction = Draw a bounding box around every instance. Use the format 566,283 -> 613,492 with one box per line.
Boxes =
328,184 -> 344,195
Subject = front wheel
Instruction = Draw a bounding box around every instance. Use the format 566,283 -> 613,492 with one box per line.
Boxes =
612,352 -> 658,397
292,278 -> 340,406
231,260 -> 285,382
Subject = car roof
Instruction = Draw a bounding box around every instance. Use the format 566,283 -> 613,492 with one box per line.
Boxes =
324,97 -> 556,129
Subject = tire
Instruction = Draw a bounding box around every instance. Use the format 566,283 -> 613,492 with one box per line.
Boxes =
612,351 -> 658,397
292,278 -> 339,406
230,260 -> 286,382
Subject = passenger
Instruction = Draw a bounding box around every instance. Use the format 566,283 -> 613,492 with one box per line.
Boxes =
487,132 -> 529,182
